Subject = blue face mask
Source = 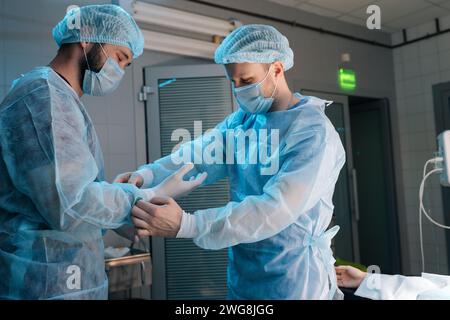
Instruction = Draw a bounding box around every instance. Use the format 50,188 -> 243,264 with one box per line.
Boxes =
83,44 -> 125,96
234,65 -> 279,114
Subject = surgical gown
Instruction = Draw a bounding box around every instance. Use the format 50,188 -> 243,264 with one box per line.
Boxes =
138,93 -> 346,299
355,272 -> 450,300
0,67 -> 147,299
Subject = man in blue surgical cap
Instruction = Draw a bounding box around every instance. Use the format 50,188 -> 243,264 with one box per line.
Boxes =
117,24 -> 347,300
0,5 -> 205,300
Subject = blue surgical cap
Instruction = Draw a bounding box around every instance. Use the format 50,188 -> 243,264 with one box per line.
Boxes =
214,24 -> 294,71
52,4 -> 144,58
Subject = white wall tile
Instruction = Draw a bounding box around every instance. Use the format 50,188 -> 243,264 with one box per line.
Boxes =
404,187 -> 419,206
441,68 -> 450,82
422,94 -> 434,115
401,43 -> 419,61
437,33 -> 450,52
395,80 -> 405,98
421,73 -> 441,94
400,134 -> 411,152
106,80 -> 136,126
404,94 -> 425,114
84,97 -> 109,125
419,54 -> 440,75
393,48 -> 403,65
398,113 -> 408,135
403,166 -> 423,187
421,130 -> 437,150
418,38 -> 438,57
403,77 -> 423,96
409,132 -> 429,150
438,49 -> 450,70
426,114 -> 438,133
107,125 -> 136,156
403,58 -> 421,78
412,150 -> 431,169
406,224 -> 420,242
400,148 -> 413,169
394,62 -> 403,82
440,14 -> 450,30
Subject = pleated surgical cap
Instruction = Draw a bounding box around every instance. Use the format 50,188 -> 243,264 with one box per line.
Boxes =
53,4 -> 144,58
214,24 -> 294,71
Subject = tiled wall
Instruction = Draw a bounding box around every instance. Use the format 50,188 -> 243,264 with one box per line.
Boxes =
393,29 -> 450,275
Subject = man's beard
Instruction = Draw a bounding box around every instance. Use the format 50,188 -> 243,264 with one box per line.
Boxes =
79,43 -> 105,83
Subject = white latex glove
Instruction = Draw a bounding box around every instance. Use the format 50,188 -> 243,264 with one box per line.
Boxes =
154,163 -> 207,199
104,246 -> 130,259
114,171 -> 144,188
141,163 -> 207,200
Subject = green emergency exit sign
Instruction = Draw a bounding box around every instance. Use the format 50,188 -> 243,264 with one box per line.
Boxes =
338,68 -> 356,91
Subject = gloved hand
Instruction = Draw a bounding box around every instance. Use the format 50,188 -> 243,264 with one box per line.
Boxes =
151,163 -> 207,199
113,171 -> 144,188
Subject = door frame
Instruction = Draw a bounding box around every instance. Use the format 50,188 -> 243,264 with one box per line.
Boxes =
350,98 -> 402,274
301,90 -> 361,263
433,81 -> 450,273
144,64 -> 229,299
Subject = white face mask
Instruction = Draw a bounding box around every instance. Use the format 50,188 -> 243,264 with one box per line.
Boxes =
82,44 -> 125,96
233,65 -> 279,114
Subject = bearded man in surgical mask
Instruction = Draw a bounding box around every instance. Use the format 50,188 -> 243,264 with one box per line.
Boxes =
116,24 -> 347,300
0,5 -> 205,300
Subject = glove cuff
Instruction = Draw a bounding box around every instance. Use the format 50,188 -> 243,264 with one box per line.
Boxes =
176,211 -> 198,239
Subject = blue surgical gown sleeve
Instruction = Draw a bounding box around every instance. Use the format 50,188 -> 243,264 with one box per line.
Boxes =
137,115 -> 232,188
0,84 -> 146,232
192,117 -> 346,250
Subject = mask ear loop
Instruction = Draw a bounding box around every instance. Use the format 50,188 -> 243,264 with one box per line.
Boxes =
268,63 -> 281,99
99,43 -> 109,59
257,64 -> 274,87
235,64 -> 274,93
83,47 -> 91,71
270,72 -> 280,99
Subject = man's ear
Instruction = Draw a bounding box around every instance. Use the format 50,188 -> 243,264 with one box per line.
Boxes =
273,61 -> 284,78
80,42 -> 96,53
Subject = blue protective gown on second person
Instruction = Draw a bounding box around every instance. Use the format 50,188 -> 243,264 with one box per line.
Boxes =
138,93 -> 346,300
0,67 -> 146,300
